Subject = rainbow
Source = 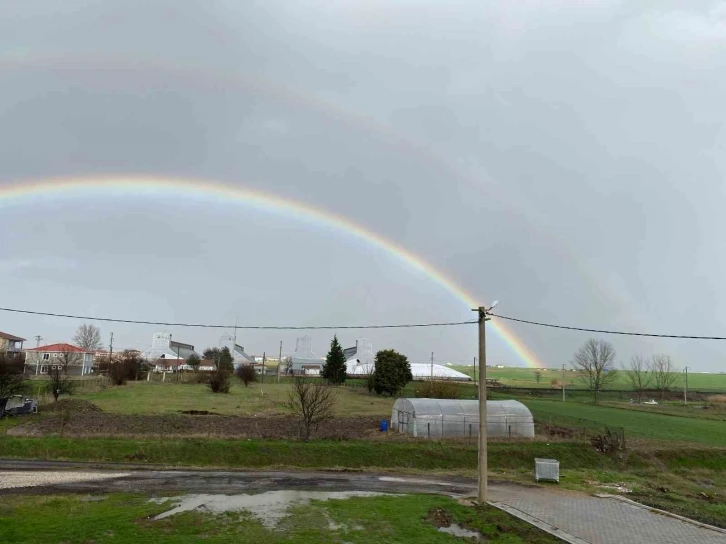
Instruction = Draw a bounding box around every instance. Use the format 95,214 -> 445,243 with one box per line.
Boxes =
0,175 -> 544,368
0,51 -> 644,327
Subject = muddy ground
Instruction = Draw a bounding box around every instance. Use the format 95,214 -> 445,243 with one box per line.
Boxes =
8,412 -> 385,440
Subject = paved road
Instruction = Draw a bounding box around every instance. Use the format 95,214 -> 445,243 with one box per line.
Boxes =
1,461 -> 724,543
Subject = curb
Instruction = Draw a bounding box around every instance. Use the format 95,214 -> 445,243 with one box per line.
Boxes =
489,501 -> 590,544
595,494 -> 726,535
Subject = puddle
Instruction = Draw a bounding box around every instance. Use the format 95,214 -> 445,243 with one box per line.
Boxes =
597,483 -> 632,494
438,523 -> 483,540
378,476 -> 455,487
149,491 -> 391,528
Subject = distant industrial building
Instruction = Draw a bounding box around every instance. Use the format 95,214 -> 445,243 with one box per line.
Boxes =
289,336 -> 324,375
141,332 -> 200,371
345,338 -> 471,381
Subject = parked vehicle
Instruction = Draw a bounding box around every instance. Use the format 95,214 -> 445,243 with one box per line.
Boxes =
0,395 -> 38,418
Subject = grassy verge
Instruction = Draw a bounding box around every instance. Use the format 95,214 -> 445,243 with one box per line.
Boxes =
0,492 -> 559,543
0,436 -> 609,470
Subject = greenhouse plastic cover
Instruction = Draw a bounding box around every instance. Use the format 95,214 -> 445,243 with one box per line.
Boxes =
390,398 -> 534,438
346,361 -> 471,381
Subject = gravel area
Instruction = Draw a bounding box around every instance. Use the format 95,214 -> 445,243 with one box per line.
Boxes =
0,471 -> 130,490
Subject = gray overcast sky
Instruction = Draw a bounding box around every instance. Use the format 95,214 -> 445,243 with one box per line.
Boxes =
1,1 -> 725,371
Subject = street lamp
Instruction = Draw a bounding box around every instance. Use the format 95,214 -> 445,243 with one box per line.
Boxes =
472,301 -> 498,504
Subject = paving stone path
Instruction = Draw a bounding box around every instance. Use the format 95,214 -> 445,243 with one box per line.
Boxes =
489,484 -> 726,544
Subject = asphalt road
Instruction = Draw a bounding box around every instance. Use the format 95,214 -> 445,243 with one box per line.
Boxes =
0,459 -> 478,496
2,459 -> 724,544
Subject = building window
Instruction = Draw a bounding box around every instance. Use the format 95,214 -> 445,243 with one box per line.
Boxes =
53,353 -> 59,358
40,366 -> 47,374
42,353 -> 50,360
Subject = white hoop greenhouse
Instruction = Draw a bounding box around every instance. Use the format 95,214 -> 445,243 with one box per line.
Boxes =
390,399 -> 534,439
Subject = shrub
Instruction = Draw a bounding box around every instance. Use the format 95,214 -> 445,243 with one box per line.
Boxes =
415,381 -> 462,399
235,365 -> 256,387
207,369 -> 231,393
46,367 -> 76,401
108,363 -> 128,386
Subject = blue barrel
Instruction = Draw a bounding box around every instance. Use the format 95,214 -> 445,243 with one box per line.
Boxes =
380,419 -> 388,432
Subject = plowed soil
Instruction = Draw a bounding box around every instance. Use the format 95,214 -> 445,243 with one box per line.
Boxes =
9,412 -> 384,440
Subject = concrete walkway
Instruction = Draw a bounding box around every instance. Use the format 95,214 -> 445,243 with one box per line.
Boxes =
489,484 -> 726,544
1,461 -> 724,544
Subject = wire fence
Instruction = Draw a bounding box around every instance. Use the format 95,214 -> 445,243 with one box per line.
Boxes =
528,407 -> 625,442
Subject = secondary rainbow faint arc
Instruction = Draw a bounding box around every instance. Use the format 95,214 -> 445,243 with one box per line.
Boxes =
0,175 -> 544,368
0,51 -> 644,327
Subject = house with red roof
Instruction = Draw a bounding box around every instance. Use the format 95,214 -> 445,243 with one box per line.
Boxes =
24,343 -> 94,376
0,331 -> 25,359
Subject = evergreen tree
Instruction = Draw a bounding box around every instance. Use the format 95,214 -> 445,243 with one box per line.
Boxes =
187,353 -> 201,371
372,349 -> 412,396
322,335 -> 347,385
218,347 -> 234,373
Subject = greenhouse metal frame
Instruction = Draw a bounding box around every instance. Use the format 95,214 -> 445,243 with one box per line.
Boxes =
390,398 -> 535,439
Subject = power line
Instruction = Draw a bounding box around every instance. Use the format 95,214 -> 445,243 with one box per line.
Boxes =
0,306 -> 476,330
491,313 -> 726,340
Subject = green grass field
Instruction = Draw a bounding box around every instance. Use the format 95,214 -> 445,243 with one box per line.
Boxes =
74,381 -> 396,417
0,493 -> 559,544
450,365 -> 726,391
518,398 -> 726,446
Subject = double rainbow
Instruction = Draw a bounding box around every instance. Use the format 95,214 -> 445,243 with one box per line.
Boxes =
0,175 -> 544,368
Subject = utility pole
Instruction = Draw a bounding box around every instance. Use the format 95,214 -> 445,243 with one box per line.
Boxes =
109,332 -> 114,375
472,302 -> 497,504
262,352 -> 266,383
277,341 -> 283,383
430,352 -> 434,381
232,319 -> 238,372
562,364 -> 566,402
34,335 -> 42,375
684,366 -> 689,405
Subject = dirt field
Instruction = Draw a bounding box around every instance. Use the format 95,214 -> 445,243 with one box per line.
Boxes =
8,412 -> 384,440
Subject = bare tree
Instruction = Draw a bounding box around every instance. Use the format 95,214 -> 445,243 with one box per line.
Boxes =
288,377 -> 336,441
73,324 -> 102,352
571,339 -> 619,404
0,353 -> 26,416
651,354 -> 679,400
623,355 -> 652,403
46,367 -> 75,402
58,350 -> 81,375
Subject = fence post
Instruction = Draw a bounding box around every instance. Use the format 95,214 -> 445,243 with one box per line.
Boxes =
427,422 -> 430,438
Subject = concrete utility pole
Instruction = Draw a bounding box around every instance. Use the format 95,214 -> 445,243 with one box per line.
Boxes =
277,341 -> 283,383
262,352 -> 266,383
562,364 -> 566,402
232,319 -> 238,370
34,335 -> 42,348
109,332 -> 114,374
684,366 -> 689,405
473,301 -> 498,504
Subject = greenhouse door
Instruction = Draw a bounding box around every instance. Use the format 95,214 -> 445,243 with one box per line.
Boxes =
397,411 -> 408,433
